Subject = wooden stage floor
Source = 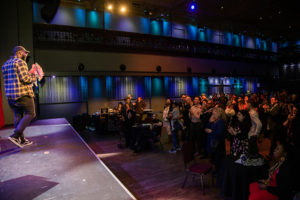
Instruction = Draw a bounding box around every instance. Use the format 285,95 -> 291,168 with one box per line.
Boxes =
0,118 -> 135,200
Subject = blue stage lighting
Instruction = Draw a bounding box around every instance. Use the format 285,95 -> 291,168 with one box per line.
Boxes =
189,2 -> 197,11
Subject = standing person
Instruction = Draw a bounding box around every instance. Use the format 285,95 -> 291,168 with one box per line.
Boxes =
135,97 -> 146,114
135,96 -> 146,123
168,101 -> 181,153
179,94 -> 187,110
247,100 -> 262,157
126,94 -> 134,108
162,98 -> 172,143
225,102 -> 236,121
238,97 -> 247,111
266,96 -> 286,157
227,110 -> 252,160
2,46 -> 43,148
189,96 -> 203,155
205,107 -> 226,174
247,100 -> 262,137
121,97 -> 135,147
181,95 -> 192,141
116,102 -> 123,113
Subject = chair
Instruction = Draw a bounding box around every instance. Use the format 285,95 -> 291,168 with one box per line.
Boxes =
181,142 -> 213,194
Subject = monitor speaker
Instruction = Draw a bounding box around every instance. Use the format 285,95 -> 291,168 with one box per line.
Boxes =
39,0 -> 60,23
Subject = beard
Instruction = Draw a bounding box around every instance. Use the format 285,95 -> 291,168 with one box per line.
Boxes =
25,55 -> 30,64
21,55 -> 26,61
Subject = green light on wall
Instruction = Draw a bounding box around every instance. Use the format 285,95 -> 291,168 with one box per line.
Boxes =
152,77 -> 163,96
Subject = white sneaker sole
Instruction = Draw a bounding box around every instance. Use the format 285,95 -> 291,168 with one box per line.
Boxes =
22,141 -> 33,147
8,137 -> 24,148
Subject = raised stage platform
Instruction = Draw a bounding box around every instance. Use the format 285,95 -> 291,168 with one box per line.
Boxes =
0,118 -> 135,200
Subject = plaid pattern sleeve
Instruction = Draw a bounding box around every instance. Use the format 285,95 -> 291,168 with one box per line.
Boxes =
16,59 -> 36,84
1,57 -> 36,101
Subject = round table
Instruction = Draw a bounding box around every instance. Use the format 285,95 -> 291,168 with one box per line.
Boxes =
219,156 -> 267,200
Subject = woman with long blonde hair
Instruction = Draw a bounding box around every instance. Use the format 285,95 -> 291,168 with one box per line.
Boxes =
205,107 -> 227,174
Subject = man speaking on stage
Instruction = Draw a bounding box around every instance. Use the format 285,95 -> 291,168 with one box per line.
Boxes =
2,46 -> 44,148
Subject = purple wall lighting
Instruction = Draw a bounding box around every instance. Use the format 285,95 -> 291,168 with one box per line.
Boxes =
172,23 -> 186,39
245,37 -> 255,49
116,16 -> 137,32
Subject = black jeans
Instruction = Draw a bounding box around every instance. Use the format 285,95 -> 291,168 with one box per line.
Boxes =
189,122 -> 203,153
8,96 -> 36,138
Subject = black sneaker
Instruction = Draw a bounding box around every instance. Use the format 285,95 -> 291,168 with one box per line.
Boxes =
8,136 -> 23,148
20,138 -> 33,146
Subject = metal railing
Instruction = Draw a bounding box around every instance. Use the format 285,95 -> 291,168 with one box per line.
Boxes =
33,23 -> 278,63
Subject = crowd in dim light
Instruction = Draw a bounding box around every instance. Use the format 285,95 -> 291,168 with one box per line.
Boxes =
116,90 -> 299,200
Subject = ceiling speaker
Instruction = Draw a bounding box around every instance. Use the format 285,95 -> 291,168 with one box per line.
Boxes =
78,63 -> 85,71
38,0 -> 60,23
212,68 -> 216,74
156,65 -> 162,72
120,64 -> 126,71
187,67 -> 192,73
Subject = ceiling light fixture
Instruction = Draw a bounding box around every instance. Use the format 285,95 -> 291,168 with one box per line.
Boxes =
188,1 -> 197,12
107,4 -> 113,11
120,6 -> 126,13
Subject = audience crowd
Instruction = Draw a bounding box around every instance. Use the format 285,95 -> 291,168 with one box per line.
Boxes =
115,90 -> 299,200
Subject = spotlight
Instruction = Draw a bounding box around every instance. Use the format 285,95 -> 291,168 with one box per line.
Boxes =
51,75 -> 56,78
107,4 -> 113,11
120,6 -> 126,13
188,1 -> 197,12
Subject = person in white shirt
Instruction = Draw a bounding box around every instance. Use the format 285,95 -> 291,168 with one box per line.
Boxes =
163,98 -> 172,137
168,102 -> 181,154
247,99 -> 262,158
189,96 -> 204,155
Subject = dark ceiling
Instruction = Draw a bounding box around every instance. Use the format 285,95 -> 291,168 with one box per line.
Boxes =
64,0 -> 300,41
